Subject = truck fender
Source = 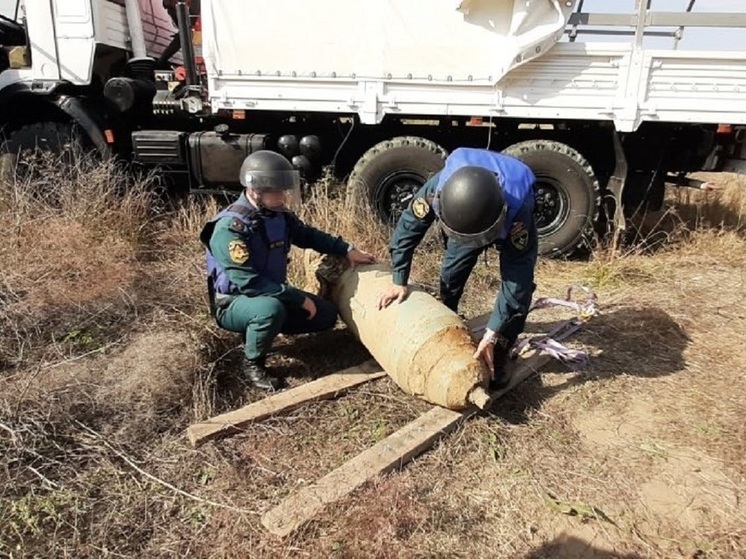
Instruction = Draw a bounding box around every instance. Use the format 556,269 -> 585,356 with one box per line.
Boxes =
53,95 -> 112,155
0,84 -> 114,155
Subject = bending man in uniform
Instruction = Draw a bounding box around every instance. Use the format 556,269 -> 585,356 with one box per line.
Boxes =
377,147 -> 537,390
201,150 -> 376,391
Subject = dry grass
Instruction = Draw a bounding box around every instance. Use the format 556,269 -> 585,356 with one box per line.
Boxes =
1,155 -> 745,559
0,152 -> 159,368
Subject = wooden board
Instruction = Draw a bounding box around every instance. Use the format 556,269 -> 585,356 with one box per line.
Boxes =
186,360 -> 384,447
189,314 -> 490,448
491,349 -> 552,402
261,405 -> 472,537
260,317 -> 589,537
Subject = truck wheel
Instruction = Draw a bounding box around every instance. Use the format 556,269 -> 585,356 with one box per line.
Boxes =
2,121 -> 77,156
1,121 -> 81,185
503,140 -> 599,258
348,136 -> 447,225
1,121 -> 79,178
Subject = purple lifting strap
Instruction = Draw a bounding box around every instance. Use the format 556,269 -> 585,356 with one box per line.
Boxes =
510,284 -> 599,367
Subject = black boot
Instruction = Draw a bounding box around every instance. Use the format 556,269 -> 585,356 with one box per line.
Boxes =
488,340 -> 512,392
242,356 -> 282,391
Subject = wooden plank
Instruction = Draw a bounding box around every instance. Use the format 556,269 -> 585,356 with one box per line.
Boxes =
189,315 -> 487,448
466,312 -> 583,402
261,405 -> 471,537
260,341 -> 571,537
489,322 -> 596,404
186,360 -> 384,448
260,314 -> 590,537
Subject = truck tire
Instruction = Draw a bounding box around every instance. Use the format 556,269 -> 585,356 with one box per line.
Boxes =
2,121 -> 77,155
503,140 -> 599,258
348,136 -> 447,225
1,121 -> 83,186
1,121 -> 79,171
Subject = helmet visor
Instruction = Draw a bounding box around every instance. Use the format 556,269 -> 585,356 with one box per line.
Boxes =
242,168 -> 301,192
254,182 -> 302,212
439,204 -> 507,248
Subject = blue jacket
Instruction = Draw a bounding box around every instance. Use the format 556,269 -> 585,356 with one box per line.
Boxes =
390,148 -> 537,336
432,147 -> 535,240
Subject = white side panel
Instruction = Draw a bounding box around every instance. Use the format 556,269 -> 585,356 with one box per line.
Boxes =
24,1 -> 62,81
203,39 -> 746,132
53,0 -> 95,85
640,51 -> 746,127
499,43 -> 630,121
204,0 -> 572,83
478,47 -> 746,130
93,1 -> 129,51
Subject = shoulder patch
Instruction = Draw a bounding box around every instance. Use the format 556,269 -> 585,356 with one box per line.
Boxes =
228,218 -> 248,234
411,197 -> 431,220
510,221 -> 529,251
228,239 -> 250,264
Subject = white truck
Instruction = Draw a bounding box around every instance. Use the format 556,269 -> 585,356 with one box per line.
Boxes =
1,0 -> 745,256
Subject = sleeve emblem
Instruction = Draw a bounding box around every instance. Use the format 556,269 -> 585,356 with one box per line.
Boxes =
228,239 -> 250,264
411,197 -> 431,220
510,222 -> 528,251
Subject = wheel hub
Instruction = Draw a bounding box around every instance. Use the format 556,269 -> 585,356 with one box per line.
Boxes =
380,171 -> 424,224
534,176 -> 569,236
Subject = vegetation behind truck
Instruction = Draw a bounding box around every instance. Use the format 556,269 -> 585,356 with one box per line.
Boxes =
1,0 -> 745,257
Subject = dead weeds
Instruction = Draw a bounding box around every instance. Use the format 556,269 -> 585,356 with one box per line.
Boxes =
1,159 -> 745,558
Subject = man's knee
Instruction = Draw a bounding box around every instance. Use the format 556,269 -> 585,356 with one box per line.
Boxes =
251,297 -> 288,330
218,295 -> 288,332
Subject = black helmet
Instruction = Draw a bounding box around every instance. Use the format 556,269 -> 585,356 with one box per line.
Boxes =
437,166 -> 506,248
239,150 -> 300,192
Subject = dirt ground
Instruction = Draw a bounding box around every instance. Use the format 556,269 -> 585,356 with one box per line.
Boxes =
1,166 -> 744,558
